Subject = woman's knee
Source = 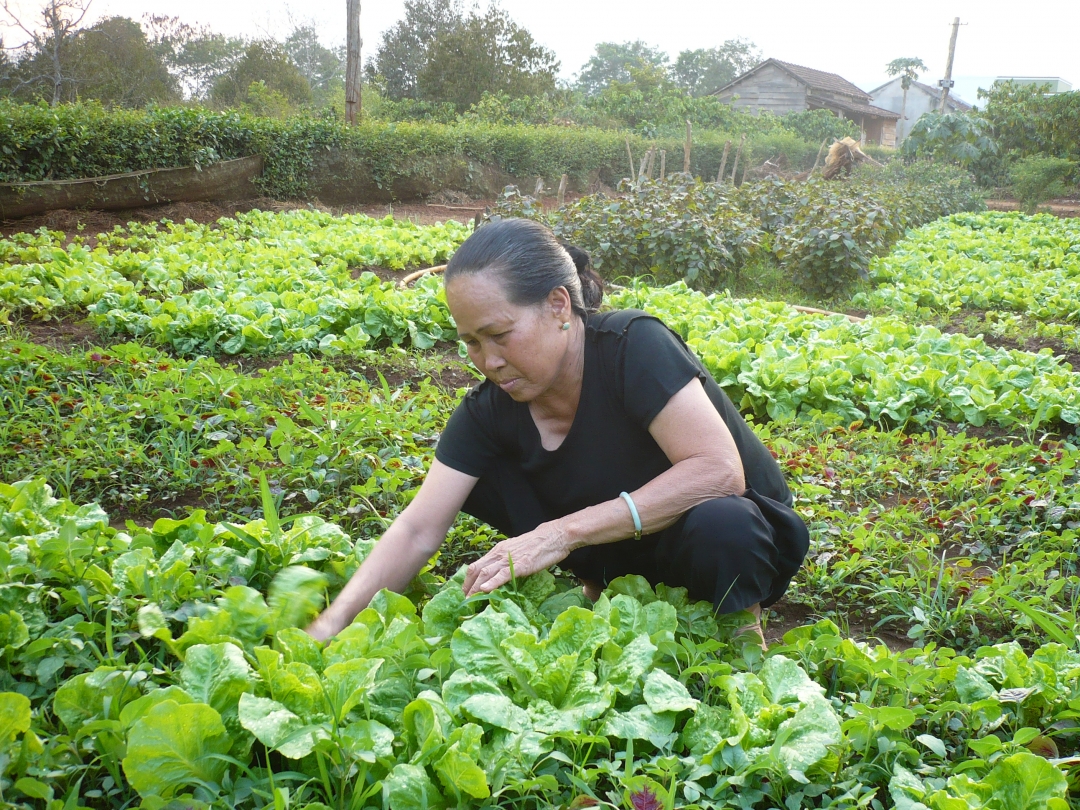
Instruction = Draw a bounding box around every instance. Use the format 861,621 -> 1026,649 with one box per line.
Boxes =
683,495 -> 773,550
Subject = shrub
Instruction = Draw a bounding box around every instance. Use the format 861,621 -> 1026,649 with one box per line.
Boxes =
490,175 -> 762,288
1009,156 -> 1076,213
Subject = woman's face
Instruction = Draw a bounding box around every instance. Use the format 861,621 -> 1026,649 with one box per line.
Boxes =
445,270 -> 575,402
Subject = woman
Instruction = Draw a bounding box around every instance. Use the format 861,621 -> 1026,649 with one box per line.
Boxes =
306,218 -> 808,642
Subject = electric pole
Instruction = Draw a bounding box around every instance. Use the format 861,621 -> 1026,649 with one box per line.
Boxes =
345,0 -> 361,125
938,16 -> 960,113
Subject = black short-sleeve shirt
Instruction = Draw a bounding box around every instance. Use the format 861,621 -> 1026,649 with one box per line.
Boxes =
434,309 -> 792,517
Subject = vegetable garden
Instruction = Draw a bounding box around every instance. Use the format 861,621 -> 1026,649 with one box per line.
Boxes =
2,199 -> 1080,809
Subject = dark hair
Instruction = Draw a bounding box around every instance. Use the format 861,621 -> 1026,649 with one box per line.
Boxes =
445,218 -> 604,317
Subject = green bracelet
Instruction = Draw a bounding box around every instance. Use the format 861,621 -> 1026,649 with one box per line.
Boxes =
619,491 -> 642,541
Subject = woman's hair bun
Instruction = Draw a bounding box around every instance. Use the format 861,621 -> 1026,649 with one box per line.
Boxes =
559,241 -> 604,313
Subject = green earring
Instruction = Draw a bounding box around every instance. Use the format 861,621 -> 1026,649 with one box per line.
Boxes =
561,322 -> 571,331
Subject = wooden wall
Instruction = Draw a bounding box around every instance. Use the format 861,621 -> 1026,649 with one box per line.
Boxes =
716,64 -> 806,114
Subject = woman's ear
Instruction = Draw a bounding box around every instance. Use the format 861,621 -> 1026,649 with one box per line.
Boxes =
548,286 -> 572,321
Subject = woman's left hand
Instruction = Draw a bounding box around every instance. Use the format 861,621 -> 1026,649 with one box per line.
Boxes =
463,522 -> 571,596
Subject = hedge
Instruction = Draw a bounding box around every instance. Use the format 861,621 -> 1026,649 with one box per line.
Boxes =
0,101 -> 826,201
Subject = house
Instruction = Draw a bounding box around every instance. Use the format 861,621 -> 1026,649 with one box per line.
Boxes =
711,58 -> 900,147
868,77 -> 971,143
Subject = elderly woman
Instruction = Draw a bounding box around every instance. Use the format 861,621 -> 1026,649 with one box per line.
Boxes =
307,218 -> 808,642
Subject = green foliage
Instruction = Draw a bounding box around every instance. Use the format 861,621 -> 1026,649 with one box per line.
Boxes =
575,40 -> 670,96
210,40 -> 312,108
0,210 -> 468,353
778,109 -> 860,144
66,16 -> 179,107
857,210 -> 1080,324
902,112 -> 998,178
368,0 -> 464,101
979,80 -> 1080,164
416,4 -> 558,111
669,40 -> 762,97
1010,156 -> 1077,213
0,100 -> 828,198
492,176 -> 762,288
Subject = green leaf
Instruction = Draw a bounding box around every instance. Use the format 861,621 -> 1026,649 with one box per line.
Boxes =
760,655 -> 826,705
53,668 -> 145,732
0,691 -> 31,745
982,752 -> 1068,810
237,693 -> 328,759
179,643 -> 254,717
384,762 -> 445,810
323,657 -> 383,723
268,566 -> 327,631
772,696 -> 842,782
341,718 -> 395,763
434,744 -> 490,799
122,700 -> 232,798
642,669 -> 698,713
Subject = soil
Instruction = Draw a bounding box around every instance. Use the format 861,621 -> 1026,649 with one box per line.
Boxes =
10,314 -> 120,351
108,488 -> 214,531
985,198 -> 1080,218
763,600 -> 912,652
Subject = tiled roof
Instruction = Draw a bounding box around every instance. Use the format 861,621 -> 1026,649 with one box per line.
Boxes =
816,96 -> 901,120
713,58 -> 874,101
911,80 -> 973,111
773,60 -> 872,100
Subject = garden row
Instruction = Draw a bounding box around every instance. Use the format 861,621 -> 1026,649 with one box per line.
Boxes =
1,474 -> 1076,809
3,333 -> 1078,655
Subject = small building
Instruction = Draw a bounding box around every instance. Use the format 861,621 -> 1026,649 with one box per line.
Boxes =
995,77 -> 1072,94
868,78 -> 972,143
711,58 -> 899,147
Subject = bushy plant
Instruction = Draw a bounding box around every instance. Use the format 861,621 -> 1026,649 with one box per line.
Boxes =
1009,156 -> 1076,213
490,175 -> 762,287
777,109 -> 860,144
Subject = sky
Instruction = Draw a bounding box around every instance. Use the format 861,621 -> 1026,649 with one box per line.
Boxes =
3,0 -> 1077,105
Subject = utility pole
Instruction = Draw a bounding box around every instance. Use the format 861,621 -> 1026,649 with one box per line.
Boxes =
938,16 -> 960,113
345,0 -> 361,125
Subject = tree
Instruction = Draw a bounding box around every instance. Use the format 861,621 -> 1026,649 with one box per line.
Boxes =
143,14 -> 245,100
575,41 -> 667,96
369,0 -> 463,100
211,40 -> 312,108
416,5 -> 558,111
284,25 -> 343,96
65,16 -> 178,106
1,0 -> 92,105
671,39 -> 762,97
886,57 -> 927,142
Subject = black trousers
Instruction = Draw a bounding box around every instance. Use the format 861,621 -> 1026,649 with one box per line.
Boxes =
461,460 -> 810,614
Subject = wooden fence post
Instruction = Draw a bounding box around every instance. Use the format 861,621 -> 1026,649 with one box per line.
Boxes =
645,148 -> 656,179
716,140 -> 731,183
557,174 -> 568,207
625,138 -> 635,182
683,120 -> 692,173
534,177 -> 544,197
659,150 -> 666,180
730,134 -> 746,184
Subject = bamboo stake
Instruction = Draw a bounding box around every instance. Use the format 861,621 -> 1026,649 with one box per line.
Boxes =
345,0 -> 361,124
716,140 -> 731,183
810,139 -> 828,175
557,174 -> 568,207
625,138 -> 635,181
683,120 -> 692,173
659,150 -> 666,180
400,264 -> 447,287
730,133 -> 746,183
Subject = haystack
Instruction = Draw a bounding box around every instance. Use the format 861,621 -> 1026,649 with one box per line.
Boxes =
822,137 -> 881,180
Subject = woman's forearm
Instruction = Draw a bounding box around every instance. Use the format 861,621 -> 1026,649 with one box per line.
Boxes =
306,517 -> 436,640
558,453 -> 743,552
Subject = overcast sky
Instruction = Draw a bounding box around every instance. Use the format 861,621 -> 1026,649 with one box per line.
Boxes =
3,0 -> 1077,104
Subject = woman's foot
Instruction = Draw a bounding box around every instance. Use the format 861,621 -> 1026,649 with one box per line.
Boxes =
581,578 -> 603,601
735,603 -> 768,652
